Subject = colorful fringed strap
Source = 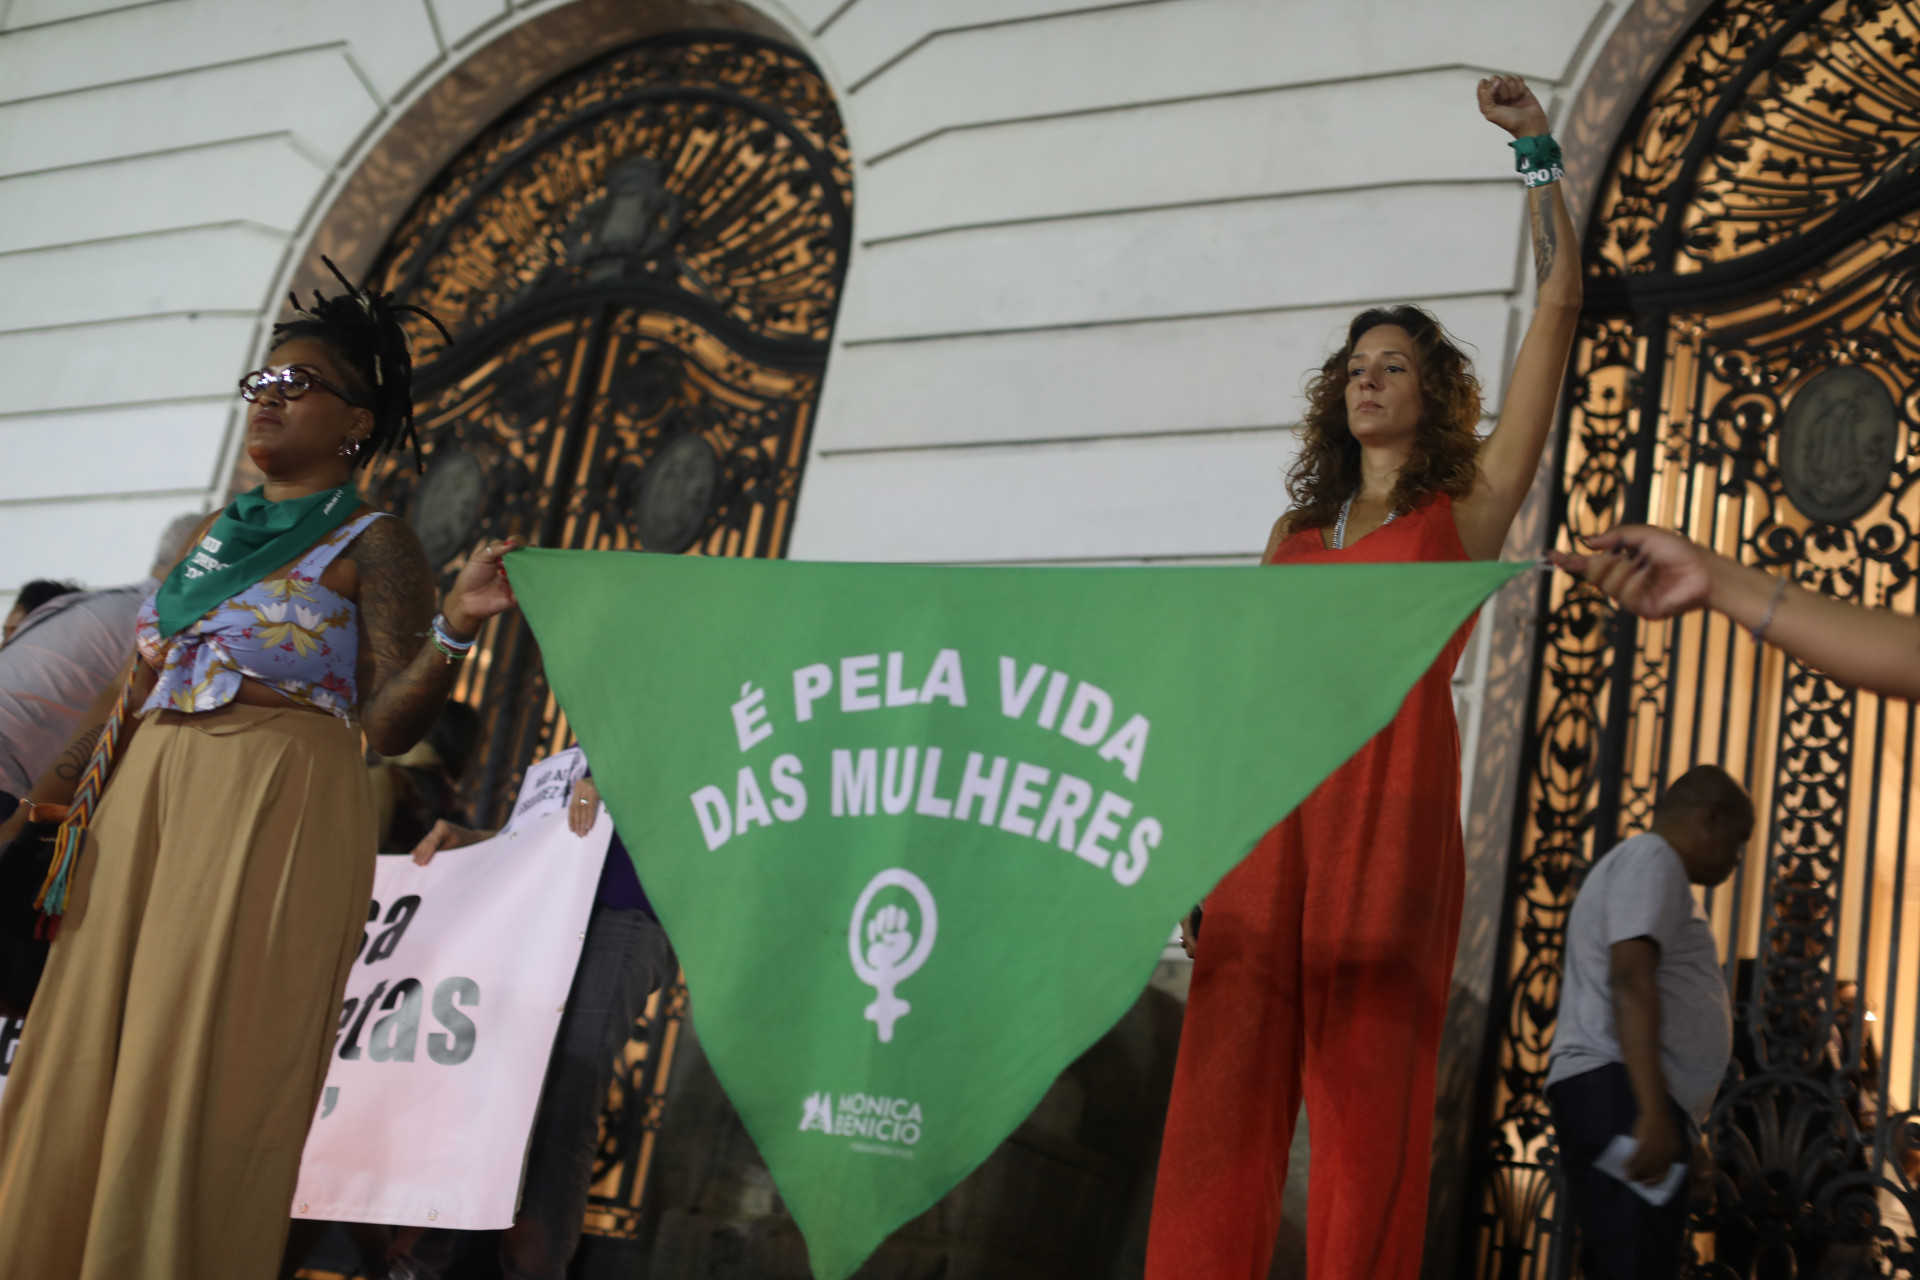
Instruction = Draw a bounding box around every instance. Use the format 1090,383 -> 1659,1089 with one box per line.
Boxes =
35,675 -> 139,930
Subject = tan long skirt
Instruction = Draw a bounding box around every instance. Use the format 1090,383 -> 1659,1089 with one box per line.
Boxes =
0,702 -> 376,1280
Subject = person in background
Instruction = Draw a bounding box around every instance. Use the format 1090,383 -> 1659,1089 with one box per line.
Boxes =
4,580 -> 81,641
1553,487 -> 1920,1274
1829,980 -> 1880,1138
383,747 -> 671,1280
0,515 -> 200,822
1546,765 -> 1753,1280
369,699 -> 480,854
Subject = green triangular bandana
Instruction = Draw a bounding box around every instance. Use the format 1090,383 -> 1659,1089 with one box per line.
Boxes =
509,550 -> 1526,1279
154,483 -> 358,636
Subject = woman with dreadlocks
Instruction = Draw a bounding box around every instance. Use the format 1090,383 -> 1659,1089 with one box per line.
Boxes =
0,262 -> 519,1279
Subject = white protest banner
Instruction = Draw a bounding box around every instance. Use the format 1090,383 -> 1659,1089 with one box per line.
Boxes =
291,805 -> 606,1229
506,747 -> 591,830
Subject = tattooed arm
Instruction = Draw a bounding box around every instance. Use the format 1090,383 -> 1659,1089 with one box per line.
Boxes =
351,519 -> 520,757
1455,74 -> 1584,561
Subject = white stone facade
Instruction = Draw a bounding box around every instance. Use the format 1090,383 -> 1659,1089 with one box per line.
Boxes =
1,0 -> 1626,588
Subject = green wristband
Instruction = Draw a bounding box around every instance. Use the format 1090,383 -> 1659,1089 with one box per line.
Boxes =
1510,133 -> 1564,189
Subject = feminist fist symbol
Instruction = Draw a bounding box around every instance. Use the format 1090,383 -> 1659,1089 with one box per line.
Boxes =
849,870 -> 939,1044
867,905 -> 914,971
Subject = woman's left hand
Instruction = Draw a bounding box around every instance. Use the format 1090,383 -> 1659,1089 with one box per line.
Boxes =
442,536 -> 525,637
1478,74 -> 1550,139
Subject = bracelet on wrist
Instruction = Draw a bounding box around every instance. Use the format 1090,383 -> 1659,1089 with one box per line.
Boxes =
430,613 -> 476,661
434,612 -> 475,645
1750,573 -> 1789,643
1510,133 -> 1564,189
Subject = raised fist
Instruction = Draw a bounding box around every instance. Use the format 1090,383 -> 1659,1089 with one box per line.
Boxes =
866,903 -> 914,971
1478,74 -> 1550,140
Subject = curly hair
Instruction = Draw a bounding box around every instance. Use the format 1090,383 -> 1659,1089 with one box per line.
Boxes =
271,257 -> 450,473
1284,304 -> 1483,530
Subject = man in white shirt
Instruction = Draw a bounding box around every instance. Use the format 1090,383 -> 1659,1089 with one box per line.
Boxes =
1546,764 -> 1753,1280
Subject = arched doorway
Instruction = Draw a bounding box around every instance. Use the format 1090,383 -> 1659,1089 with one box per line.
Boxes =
358,29 -> 851,1253
364,30 -> 850,824
1470,2 -> 1920,1274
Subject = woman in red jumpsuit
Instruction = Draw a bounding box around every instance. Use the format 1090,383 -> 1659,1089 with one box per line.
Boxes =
1146,75 -> 1582,1280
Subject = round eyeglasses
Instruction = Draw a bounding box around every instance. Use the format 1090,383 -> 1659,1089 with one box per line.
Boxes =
238,366 -> 364,407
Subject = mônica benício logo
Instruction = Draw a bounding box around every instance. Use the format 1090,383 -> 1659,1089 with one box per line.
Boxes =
799,1090 -> 924,1156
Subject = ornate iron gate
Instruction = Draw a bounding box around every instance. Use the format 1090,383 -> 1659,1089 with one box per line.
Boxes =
1468,2 -> 1920,1275
355,30 -> 851,1246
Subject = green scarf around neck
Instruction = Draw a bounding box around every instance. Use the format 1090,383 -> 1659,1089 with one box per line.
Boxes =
154,484 -> 361,637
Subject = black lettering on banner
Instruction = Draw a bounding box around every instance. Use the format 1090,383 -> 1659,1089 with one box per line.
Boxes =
427,977 -> 480,1065
333,997 -> 360,1056
364,895 -> 422,966
0,1017 -> 21,1077
368,978 -> 424,1063
354,899 -> 380,962
339,980 -> 389,1060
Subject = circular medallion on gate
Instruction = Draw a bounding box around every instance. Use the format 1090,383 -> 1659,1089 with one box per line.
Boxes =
410,447 -> 486,567
1779,366 -> 1899,525
635,433 -> 719,552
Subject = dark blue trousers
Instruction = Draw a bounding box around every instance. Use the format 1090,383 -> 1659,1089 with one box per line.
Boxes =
1547,1062 -> 1693,1280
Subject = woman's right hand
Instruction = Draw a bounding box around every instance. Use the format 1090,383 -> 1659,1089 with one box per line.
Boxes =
1477,74 -> 1550,139
441,536 -> 525,638
568,777 -> 602,838
412,818 -> 491,866
1547,526 -> 1715,620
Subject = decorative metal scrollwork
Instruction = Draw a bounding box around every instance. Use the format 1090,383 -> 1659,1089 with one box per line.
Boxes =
1469,2 -> 1920,1276
1780,367 -> 1901,525
350,30 -> 851,1245
355,30 -> 850,823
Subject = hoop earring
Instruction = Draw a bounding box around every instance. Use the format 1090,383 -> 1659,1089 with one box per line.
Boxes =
337,438 -> 362,459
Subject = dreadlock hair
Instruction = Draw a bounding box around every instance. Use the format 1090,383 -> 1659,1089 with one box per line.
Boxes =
271,256 -> 450,473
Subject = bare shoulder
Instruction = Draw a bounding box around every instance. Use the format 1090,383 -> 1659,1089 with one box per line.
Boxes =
1264,512 -> 1297,562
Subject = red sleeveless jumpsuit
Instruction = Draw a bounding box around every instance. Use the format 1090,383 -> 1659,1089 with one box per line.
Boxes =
1146,494 -> 1474,1280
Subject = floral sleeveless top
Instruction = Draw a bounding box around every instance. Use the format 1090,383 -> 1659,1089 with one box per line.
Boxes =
135,511 -> 387,720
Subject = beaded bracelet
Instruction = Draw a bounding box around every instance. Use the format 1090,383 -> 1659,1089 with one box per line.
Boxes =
1511,133 -> 1565,189
431,613 -> 476,660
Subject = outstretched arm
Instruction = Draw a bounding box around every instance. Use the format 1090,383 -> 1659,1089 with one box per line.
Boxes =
1455,75 -> 1583,561
1552,525 -> 1920,699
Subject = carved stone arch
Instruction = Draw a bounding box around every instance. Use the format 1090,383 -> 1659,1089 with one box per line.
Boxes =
1557,0 -> 1720,237
283,0 -> 806,302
